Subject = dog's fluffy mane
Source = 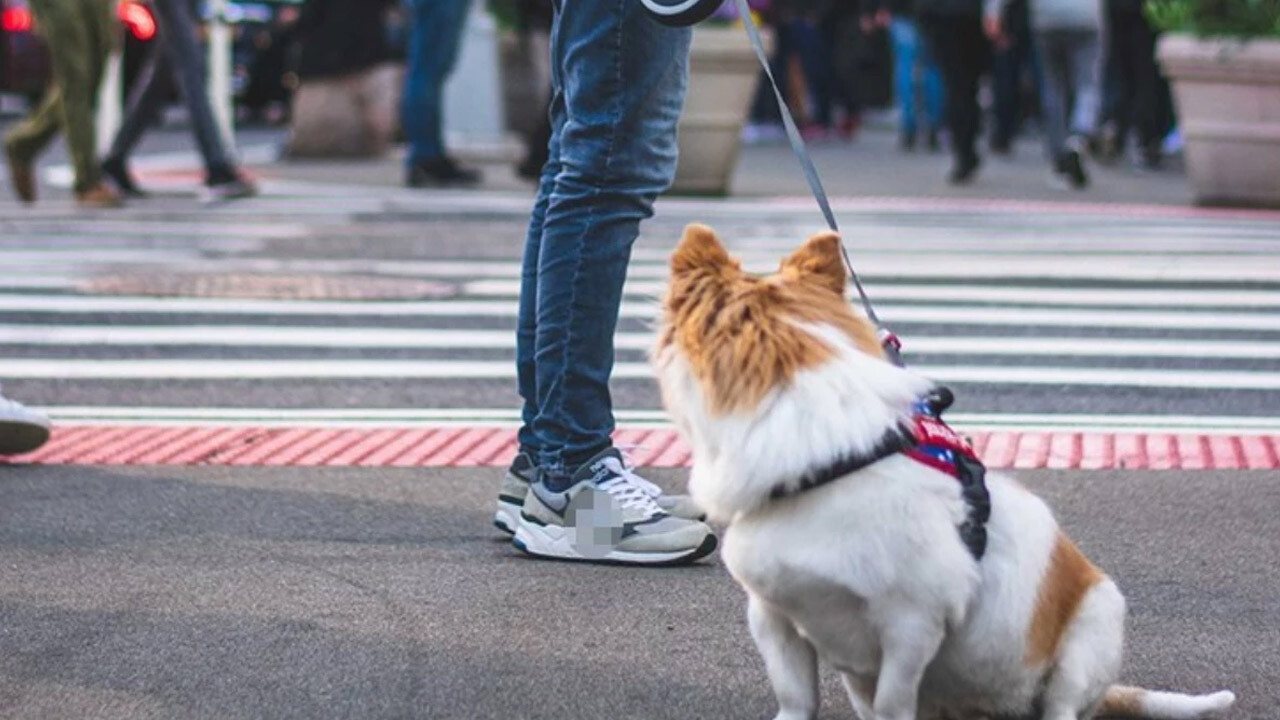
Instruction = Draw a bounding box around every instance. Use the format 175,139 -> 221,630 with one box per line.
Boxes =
652,224 -> 933,522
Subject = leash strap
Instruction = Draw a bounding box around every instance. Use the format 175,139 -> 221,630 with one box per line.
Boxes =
731,0 -> 903,366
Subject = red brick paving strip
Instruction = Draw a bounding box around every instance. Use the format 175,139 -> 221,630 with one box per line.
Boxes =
3,426 -> 1278,470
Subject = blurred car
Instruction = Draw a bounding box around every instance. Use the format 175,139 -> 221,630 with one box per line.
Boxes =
0,0 -> 159,105
218,0 -> 304,123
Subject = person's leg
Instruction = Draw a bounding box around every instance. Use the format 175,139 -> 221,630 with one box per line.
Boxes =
889,18 -> 919,143
402,0 -> 471,168
101,35 -> 172,192
921,20 -> 952,141
529,0 -> 691,475
34,0 -> 104,195
925,14 -> 984,180
516,79 -> 566,461
796,19 -> 832,129
1068,30 -> 1102,140
1035,30 -> 1068,163
4,84 -> 62,159
150,0 -> 239,183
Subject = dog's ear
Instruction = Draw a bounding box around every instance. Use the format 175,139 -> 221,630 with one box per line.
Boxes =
672,224 -> 732,277
780,232 -> 846,295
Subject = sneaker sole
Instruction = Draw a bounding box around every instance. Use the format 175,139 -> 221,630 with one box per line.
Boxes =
512,516 -> 717,566
0,420 -> 50,456
493,498 -> 521,536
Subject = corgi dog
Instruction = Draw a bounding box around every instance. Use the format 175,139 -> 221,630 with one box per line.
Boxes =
651,224 -> 1236,720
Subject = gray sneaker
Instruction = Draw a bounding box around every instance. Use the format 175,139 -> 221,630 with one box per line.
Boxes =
494,449 -> 706,536
0,387 -> 50,455
512,448 -> 717,565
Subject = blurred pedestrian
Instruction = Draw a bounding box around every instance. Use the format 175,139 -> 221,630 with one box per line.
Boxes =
515,0 -> 554,180
866,0 -> 944,151
498,1 -> 714,564
3,0 -> 121,208
0,385 -> 50,456
1099,0 -> 1172,168
402,0 -> 481,187
988,0 -> 1034,154
101,0 -> 258,203
800,0 -> 862,140
917,0 -> 989,183
288,0 -> 400,158
987,0 -> 1101,189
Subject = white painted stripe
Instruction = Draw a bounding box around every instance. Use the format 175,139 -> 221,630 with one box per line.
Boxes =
466,279 -> 1280,308
11,273 -> 1280,311
5,294 -> 1279,330
369,257 -> 1280,282
4,358 -> 1280,388
10,254 -> 1280,284
4,325 -> 1280,359
0,249 -> 197,265
34,405 -> 1280,434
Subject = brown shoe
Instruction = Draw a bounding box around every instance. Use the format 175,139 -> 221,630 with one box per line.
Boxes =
4,143 -> 36,204
76,183 -> 123,209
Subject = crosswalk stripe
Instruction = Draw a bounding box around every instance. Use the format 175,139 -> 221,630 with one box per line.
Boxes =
4,294 -> 1279,330
11,276 -> 1280,312
366,257 -> 1280,282
4,325 -> 1280,359
5,358 -> 1280,388
464,280 -> 1280,307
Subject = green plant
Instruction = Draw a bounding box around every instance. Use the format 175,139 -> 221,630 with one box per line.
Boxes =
1146,0 -> 1280,38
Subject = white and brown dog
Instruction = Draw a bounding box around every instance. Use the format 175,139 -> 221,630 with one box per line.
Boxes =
652,225 -> 1236,720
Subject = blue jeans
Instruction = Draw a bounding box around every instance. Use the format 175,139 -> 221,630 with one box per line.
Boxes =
402,0 -> 470,165
515,0 -> 691,477
889,18 -> 944,135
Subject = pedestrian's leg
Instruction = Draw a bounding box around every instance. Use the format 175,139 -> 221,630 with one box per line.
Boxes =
150,0 -> 239,182
30,0 -> 102,194
918,23 -> 945,138
102,37 -> 172,181
889,18 -> 919,142
1068,30 -> 1102,140
1035,31 -> 1068,163
925,15 -> 984,181
530,0 -> 691,473
4,85 -> 62,162
1126,8 -> 1164,162
516,46 -> 568,457
2,85 -> 61,202
402,0 -> 471,167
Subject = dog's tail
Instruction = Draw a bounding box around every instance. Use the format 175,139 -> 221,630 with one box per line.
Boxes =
1099,685 -> 1236,719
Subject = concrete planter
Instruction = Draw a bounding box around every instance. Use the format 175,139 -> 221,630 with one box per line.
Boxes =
671,26 -> 769,196
1158,35 -> 1280,207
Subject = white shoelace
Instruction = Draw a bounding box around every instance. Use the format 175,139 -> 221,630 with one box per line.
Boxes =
597,456 -> 666,517
611,448 -> 666,499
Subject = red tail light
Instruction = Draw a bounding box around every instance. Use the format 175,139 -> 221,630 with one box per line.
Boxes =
1,7 -> 34,33
118,1 -> 156,41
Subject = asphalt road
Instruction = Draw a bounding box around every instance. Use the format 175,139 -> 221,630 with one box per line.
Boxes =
0,466 -> 1274,719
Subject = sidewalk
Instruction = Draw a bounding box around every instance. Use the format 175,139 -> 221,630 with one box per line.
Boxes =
261,125 -> 1194,207
0,118 -> 1193,207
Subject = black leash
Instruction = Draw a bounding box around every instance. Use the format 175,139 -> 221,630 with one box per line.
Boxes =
731,0 -> 903,367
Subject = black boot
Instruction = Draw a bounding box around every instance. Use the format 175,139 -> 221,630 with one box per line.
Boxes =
100,157 -> 147,198
407,156 -> 482,188
948,151 -> 981,185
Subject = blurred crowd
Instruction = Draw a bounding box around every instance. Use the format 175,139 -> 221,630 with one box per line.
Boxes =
1,0 -> 1177,210
738,0 -> 1176,188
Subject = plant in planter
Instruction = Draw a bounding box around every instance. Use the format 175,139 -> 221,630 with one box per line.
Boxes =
671,2 -> 772,195
1148,0 -> 1280,206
